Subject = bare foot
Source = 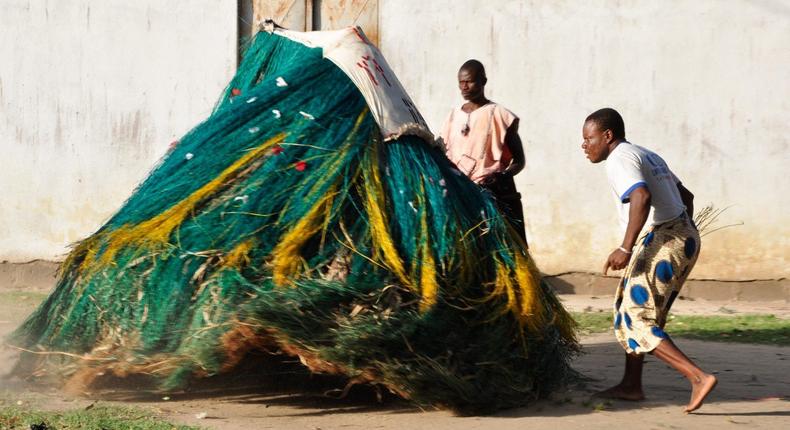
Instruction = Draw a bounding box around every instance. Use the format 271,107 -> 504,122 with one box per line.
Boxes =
594,384 -> 645,401
685,374 -> 717,413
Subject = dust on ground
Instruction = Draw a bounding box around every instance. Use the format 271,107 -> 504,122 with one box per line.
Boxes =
1,281 -> 788,430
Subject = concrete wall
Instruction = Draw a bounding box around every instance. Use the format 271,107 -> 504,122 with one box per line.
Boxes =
0,0 -> 237,261
380,0 -> 790,280
1,1 -> 787,282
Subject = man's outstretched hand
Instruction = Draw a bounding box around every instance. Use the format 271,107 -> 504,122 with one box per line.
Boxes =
603,248 -> 631,275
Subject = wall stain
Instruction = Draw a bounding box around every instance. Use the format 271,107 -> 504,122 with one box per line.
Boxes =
54,103 -> 63,146
111,111 -> 143,148
108,110 -> 157,163
700,138 -> 725,158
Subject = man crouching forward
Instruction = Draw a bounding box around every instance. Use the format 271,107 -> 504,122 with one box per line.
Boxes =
582,107 -> 717,413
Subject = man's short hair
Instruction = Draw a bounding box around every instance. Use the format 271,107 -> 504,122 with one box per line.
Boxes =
460,59 -> 486,81
585,108 -> 626,140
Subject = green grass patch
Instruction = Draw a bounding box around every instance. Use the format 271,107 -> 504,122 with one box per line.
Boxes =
0,403 -> 201,430
572,312 -> 614,335
572,312 -> 790,346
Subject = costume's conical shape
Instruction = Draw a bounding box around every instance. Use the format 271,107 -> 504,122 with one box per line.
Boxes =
9,26 -> 577,413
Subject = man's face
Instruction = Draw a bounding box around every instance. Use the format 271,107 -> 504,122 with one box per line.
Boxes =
458,69 -> 484,101
581,121 -> 613,163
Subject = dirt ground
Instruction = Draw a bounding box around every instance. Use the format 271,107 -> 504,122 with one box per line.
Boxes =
1,278 -> 788,429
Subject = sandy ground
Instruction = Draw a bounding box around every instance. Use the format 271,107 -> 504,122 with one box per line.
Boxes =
1,287 -> 788,429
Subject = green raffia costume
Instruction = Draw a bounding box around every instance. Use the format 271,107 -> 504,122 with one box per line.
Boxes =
8,27 -> 578,414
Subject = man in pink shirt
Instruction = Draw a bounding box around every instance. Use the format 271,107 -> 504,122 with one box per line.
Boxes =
440,60 -> 527,244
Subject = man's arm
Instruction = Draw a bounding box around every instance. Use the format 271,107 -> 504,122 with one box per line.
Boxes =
503,119 -> 525,176
677,182 -> 694,221
482,120 -> 525,186
604,186 -> 651,275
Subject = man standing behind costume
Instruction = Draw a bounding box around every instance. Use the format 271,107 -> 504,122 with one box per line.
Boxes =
581,107 -> 717,413
439,60 -> 527,244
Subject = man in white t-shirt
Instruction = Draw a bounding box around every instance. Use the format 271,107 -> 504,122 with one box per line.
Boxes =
581,107 -> 716,413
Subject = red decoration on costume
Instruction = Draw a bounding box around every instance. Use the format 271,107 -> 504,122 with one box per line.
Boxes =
231,88 -> 241,96
271,145 -> 284,155
294,161 -> 307,171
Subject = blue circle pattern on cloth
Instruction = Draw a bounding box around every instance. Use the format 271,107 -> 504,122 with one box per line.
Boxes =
630,284 -> 649,305
651,326 -> 668,339
613,217 -> 700,355
684,237 -> 697,258
655,260 -> 674,283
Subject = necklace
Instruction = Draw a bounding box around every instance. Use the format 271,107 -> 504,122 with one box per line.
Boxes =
460,101 -> 491,136
461,112 -> 471,136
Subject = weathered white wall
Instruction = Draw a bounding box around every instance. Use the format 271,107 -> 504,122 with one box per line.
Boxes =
381,0 -> 790,279
0,1 -> 237,261
2,1 -> 787,281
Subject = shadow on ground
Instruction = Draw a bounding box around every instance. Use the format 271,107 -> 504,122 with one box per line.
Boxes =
3,286 -> 789,421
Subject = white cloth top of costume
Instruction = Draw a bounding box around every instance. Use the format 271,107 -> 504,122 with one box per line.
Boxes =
605,142 -> 686,231
274,26 -> 433,144
439,103 -> 518,183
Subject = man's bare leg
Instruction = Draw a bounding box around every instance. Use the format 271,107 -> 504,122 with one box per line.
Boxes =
652,338 -> 717,413
595,352 -> 646,400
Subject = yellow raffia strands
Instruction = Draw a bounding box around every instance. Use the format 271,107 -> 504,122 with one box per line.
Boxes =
514,253 -> 546,332
66,236 -> 100,274
492,259 -> 518,316
361,143 -> 411,288
91,133 -> 287,267
418,192 -> 439,312
418,183 -> 439,312
270,108 -> 368,286
487,252 -> 546,332
271,186 -> 337,286
449,237 -> 476,295
273,108 -> 367,229
221,238 -> 258,269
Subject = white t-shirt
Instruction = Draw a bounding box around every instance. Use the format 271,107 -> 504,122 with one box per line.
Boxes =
605,142 -> 686,230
